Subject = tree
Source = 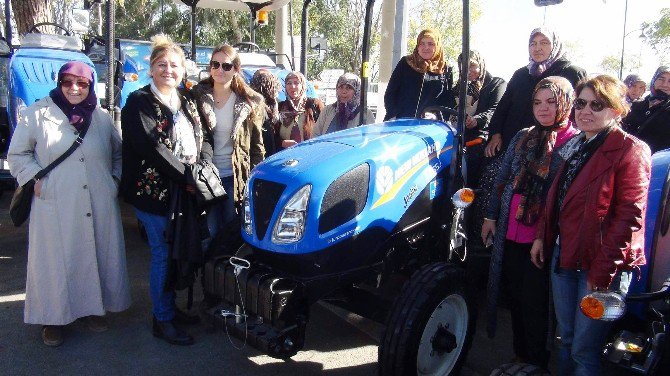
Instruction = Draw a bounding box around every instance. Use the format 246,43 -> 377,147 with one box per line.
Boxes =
408,0 -> 483,68
643,8 -> 670,57
599,54 -> 639,76
11,0 -> 52,35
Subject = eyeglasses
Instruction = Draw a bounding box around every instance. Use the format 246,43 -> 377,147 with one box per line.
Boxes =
574,98 -> 606,112
61,80 -> 90,89
210,60 -> 234,71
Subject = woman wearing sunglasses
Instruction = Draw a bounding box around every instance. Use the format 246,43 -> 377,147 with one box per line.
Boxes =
623,66 -> 670,154
120,35 -> 212,346
531,75 -> 651,376
481,76 -> 579,370
191,44 -> 265,244
276,71 -> 324,151
8,61 -> 130,346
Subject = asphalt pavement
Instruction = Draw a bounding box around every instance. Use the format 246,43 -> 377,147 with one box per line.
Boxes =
0,192 -> 537,375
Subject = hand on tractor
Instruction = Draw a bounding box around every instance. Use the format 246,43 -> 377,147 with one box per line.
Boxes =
485,134 -> 502,157
465,115 -> 477,129
282,139 -> 298,148
481,219 -> 496,247
530,239 -> 544,269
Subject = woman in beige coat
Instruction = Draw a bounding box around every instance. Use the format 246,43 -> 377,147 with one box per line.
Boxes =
314,73 -> 374,136
8,61 -> 130,347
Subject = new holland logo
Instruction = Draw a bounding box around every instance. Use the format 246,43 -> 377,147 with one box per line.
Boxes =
375,165 -> 394,195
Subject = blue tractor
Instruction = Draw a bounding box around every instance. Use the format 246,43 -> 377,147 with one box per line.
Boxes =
201,115 -> 477,375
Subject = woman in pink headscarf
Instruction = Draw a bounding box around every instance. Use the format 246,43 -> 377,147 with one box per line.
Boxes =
8,61 -> 130,347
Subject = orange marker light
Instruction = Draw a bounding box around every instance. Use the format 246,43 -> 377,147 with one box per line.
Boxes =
459,188 -> 475,204
257,10 -> 269,25
580,295 -> 605,319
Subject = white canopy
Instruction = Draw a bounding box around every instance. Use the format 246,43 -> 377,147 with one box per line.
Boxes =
175,0 -> 290,11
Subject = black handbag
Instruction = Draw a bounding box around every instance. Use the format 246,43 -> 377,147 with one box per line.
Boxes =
192,160 -> 227,206
9,126 -> 89,227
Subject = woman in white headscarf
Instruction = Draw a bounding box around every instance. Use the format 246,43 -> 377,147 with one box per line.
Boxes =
314,73 -> 375,136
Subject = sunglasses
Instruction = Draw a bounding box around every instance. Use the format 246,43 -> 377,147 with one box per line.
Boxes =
61,80 -> 90,89
574,98 -> 606,112
210,60 -> 234,71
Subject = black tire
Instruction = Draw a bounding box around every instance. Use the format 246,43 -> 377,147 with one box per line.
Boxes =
489,363 -> 550,376
379,263 -> 476,376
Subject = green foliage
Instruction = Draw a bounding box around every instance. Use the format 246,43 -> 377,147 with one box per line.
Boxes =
643,8 -> 670,57
599,54 -> 639,76
408,0 -> 482,66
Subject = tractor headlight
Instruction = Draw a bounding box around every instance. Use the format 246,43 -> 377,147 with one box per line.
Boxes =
243,188 -> 252,235
272,185 -> 311,244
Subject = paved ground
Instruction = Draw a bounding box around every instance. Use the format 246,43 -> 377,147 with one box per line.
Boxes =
0,192 -> 537,375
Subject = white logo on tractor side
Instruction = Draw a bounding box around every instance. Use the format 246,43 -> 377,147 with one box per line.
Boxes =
376,165 -> 394,195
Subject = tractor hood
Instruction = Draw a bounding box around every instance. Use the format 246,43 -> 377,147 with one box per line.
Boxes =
244,118 -> 457,255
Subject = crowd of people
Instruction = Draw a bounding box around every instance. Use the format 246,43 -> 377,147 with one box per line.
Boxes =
6,25 -> 670,376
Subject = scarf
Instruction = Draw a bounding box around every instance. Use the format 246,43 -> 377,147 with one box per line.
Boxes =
649,66 -> 670,102
333,73 -> 362,132
49,61 -> 97,132
556,126 -> 613,212
527,28 -> 565,77
280,71 -> 308,126
406,28 -> 446,75
511,76 -> 574,225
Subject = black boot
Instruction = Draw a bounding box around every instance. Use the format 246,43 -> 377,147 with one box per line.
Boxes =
174,308 -> 201,325
152,317 -> 194,346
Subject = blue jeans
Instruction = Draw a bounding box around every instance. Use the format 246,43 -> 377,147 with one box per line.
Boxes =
206,174 -> 236,239
551,246 -> 631,376
134,208 -> 175,322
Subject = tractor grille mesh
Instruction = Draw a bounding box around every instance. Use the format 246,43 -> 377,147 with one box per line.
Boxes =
252,179 -> 286,240
319,163 -> 370,234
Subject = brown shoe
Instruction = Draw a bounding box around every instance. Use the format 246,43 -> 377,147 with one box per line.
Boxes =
42,325 -> 64,347
82,315 -> 109,332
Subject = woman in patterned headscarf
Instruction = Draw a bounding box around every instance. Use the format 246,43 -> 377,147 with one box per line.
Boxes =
452,50 -> 507,187
623,66 -> 670,153
276,71 -> 324,150
481,76 -> 580,370
383,28 -> 455,120
485,27 -> 586,158
314,73 -> 375,136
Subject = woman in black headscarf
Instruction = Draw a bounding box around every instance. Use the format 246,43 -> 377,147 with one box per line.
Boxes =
623,66 -> 670,153
8,61 -> 130,347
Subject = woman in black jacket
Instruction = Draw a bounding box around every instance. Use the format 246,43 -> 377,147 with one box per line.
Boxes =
383,28 -> 455,120
453,50 -> 506,187
484,27 -> 586,157
120,35 -> 212,346
623,66 -> 670,154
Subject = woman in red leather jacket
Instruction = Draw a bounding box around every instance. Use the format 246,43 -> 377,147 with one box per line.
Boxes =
530,75 -> 651,376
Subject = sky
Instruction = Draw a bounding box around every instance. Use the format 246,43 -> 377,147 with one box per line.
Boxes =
464,0 -> 669,83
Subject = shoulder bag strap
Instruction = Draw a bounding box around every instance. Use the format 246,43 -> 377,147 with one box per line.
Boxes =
34,124 -> 90,181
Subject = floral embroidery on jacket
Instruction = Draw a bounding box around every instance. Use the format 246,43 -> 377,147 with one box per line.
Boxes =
135,160 -> 168,201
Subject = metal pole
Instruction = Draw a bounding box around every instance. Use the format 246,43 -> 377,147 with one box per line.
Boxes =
105,0 -> 115,113
300,0 -> 312,75
190,4 -> 197,61
392,0 -> 407,65
4,0 -> 11,46
619,0 -> 628,80
456,0 -> 470,187
289,0 -> 295,70
359,0 -> 375,126
250,10 -> 255,43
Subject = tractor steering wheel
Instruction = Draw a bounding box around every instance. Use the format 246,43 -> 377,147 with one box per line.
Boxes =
233,42 -> 260,53
28,22 -> 72,36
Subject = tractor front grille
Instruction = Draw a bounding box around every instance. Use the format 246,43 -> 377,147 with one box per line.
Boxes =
252,178 -> 286,240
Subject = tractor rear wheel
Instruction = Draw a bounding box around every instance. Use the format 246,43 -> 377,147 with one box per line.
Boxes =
379,262 -> 475,375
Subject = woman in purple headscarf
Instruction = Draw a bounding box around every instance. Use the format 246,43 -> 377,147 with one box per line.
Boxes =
313,73 -> 375,136
7,61 -> 130,347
